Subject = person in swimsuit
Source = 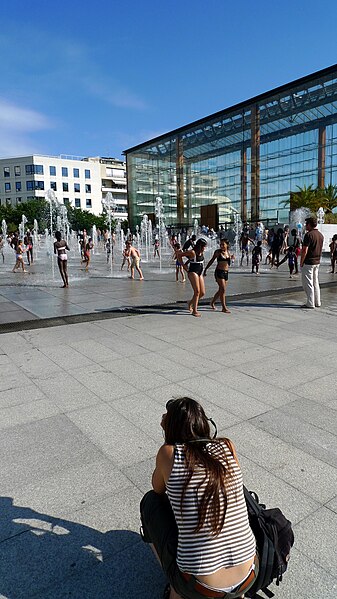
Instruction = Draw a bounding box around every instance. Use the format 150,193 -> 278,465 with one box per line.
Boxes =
140,397 -> 258,599
12,240 -> 27,273
121,243 -> 131,271
239,231 -> 254,266
127,241 -> 144,280
177,238 -> 207,317
278,245 -> 297,278
204,239 -> 232,313
173,243 -> 185,282
0,236 -> 4,264
54,231 -> 70,288
251,241 -> 262,274
153,237 -> 160,259
329,234 -> 337,273
82,238 -> 93,272
24,230 -> 34,265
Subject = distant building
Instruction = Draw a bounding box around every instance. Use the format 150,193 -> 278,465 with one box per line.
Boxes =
0,155 -> 127,221
125,64 -> 337,229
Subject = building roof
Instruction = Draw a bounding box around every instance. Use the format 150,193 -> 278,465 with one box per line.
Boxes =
124,63 -> 337,155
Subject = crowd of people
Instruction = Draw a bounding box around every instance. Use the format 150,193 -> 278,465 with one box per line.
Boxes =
0,217 -> 329,309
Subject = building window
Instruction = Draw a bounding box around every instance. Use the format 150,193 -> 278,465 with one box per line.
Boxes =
73,168 -> 79,178
63,182 -> 69,192
16,197 -> 22,204
26,180 -> 44,191
49,165 -> 56,176
16,181 -> 21,192
15,166 -> 21,176
86,198 -> 92,208
74,183 -> 80,193
4,167 -> 10,177
62,167 -> 68,177
50,181 -> 57,191
85,169 -> 90,179
25,164 -> 43,175
6,198 -> 11,205
85,184 -> 91,193
63,198 -> 70,206
75,198 -> 81,208
5,182 -> 11,191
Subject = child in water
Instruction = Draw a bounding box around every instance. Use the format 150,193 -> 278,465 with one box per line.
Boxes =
173,243 -> 185,282
278,245 -> 297,278
251,241 -> 262,275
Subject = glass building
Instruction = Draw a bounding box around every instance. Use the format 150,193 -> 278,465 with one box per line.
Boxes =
125,64 -> 337,229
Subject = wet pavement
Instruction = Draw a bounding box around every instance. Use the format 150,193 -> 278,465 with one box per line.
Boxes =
1,246 -> 336,326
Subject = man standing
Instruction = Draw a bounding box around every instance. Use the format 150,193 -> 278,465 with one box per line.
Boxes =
300,216 -> 324,309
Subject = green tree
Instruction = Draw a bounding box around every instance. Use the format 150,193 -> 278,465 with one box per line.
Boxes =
316,184 -> 337,213
284,184 -> 321,212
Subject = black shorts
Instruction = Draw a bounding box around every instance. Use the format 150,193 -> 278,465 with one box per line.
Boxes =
140,490 -> 257,599
215,269 -> 228,281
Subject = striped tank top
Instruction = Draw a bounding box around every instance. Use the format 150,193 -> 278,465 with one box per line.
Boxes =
166,441 -> 256,575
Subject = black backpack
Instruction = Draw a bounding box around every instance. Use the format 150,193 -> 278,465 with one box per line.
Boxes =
244,487 -> 294,599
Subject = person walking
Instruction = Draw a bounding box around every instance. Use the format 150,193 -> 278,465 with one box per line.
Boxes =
128,241 -> 144,280
204,239 -> 232,313
12,240 -> 27,273
54,231 -> 70,287
177,238 -> 207,317
300,216 -> 324,308
140,397 -> 258,599
0,236 -> 4,264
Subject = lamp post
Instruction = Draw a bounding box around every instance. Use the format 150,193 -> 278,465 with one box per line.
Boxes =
102,192 -> 116,277
155,196 -> 164,272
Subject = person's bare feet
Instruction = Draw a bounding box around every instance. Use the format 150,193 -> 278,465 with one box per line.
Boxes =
192,311 -> 201,317
222,307 -> 231,313
210,301 -> 216,310
187,301 -> 193,312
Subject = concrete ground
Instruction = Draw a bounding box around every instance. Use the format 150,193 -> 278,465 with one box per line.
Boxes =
0,264 -> 336,598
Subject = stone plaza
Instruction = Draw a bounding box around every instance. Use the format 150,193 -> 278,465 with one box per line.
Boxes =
0,258 -> 337,598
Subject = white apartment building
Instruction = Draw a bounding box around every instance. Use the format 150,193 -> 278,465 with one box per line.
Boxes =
0,155 -> 128,220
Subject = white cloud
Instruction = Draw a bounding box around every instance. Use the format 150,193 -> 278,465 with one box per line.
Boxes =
0,98 -> 53,157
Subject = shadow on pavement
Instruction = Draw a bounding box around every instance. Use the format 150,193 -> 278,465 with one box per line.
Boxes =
0,497 -> 164,599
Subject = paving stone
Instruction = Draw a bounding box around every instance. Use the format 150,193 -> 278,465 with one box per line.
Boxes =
293,507 -> 337,576
0,383 -> 46,409
249,407 -> 337,467
66,404 -> 158,467
0,416 -> 105,495
226,421 -> 337,502
180,375 -> 272,418
0,398 -> 62,431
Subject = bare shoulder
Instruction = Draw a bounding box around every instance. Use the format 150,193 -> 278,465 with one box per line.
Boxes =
157,444 -> 175,461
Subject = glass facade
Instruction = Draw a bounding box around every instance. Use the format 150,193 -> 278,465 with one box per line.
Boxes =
125,65 -> 337,228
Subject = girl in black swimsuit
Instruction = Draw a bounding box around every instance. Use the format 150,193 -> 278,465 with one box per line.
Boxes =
204,239 -> 232,313
177,238 -> 207,317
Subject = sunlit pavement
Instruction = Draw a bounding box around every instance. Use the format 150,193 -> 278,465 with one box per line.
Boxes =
0,246 -> 336,326
0,277 -> 336,597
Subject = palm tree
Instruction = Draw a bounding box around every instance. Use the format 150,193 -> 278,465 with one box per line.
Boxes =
282,184 -> 319,211
316,184 -> 337,213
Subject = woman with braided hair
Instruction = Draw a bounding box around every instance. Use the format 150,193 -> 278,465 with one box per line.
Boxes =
140,397 -> 258,599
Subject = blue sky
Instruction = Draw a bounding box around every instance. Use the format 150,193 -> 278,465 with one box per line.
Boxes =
1,0 -> 337,160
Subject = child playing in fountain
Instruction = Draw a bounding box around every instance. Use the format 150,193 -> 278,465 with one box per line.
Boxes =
278,245 -> 297,278
121,243 -> 131,271
82,237 -> 93,272
251,241 -> 262,275
153,237 -> 160,259
127,241 -> 144,280
329,234 -> 337,273
173,243 -> 186,282
12,240 -> 27,273
106,239 -> 111,264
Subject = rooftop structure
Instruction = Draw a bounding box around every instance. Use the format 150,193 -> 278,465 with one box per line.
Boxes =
125,64 -> 337,229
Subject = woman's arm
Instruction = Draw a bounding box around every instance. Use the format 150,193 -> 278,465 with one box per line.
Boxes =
152,444 -> 174,494
204,250 -> 218,273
